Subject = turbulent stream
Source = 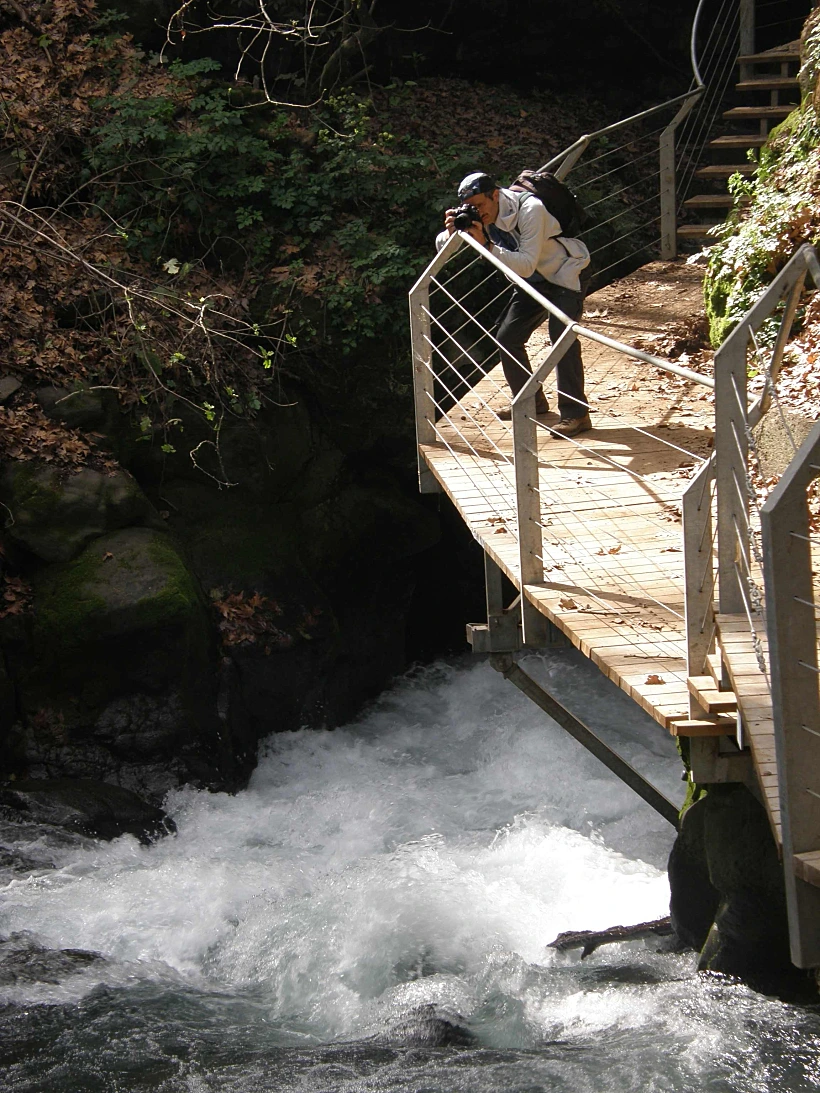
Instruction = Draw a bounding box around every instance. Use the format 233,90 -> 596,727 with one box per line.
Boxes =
3,652 -> 820,1091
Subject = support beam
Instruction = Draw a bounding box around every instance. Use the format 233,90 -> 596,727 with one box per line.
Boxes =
491,655 -> 680,829
739,0 -> 755,81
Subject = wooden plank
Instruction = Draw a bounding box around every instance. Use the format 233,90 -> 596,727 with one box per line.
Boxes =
687,676 -> 738,713
794,852 -> 820,887
669,720 -> 733,737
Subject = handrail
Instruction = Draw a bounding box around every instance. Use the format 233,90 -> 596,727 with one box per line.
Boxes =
541,0 -> 709,179
457,231 -> 714,389
690,0 -> 709,86
540,88 -> 704,178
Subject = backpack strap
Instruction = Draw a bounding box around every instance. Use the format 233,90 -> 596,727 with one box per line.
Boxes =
509,185 -> 562,240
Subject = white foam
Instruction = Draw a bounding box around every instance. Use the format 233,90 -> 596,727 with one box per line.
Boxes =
1,657 -> 680,1041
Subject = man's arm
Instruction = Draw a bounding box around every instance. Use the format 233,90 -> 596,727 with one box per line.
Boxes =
490,198 -> 560,278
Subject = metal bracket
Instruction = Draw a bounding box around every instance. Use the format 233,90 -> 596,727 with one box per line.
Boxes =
492,654 -> 680,829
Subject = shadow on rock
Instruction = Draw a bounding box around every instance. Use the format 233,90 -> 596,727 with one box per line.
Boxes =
0,932 -> 106,986
380,1004 -> 476,1047
0,778 -> 176,844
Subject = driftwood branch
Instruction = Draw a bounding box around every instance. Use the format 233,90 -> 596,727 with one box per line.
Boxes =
547,916 -> 675,959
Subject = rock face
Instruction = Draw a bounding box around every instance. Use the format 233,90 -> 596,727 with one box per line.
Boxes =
0,778 -> 175,843
669,785 -> 812,998
3,525 -> 220,798
1,462 -> 155,562
0,382 -> 445,798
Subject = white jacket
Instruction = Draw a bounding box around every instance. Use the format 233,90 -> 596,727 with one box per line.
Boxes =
436,188 -> 590,293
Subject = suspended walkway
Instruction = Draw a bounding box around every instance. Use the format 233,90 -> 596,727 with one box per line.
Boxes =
410,0 -> 820,968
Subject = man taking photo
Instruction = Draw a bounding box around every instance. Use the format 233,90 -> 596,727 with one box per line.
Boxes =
436,171 -> 591,438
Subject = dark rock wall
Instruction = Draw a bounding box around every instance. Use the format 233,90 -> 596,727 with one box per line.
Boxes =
0,380 -> 453,801
669,785 -> 815,998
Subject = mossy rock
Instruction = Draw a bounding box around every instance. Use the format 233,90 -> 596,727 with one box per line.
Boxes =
300,482 -> 440,576
0,461 -> 155,562
36,386 -> 108,431
693,784 -> 810,996
3,527 -> 221,795
21,526 -> 211,706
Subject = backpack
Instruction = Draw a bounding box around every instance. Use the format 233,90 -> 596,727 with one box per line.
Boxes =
510,170 -> 586,238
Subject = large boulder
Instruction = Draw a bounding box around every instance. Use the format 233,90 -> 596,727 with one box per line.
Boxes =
670,785 -> 813,998
0,778 -> 174,843
0,461 -> 155,562
3,527 -> 222,798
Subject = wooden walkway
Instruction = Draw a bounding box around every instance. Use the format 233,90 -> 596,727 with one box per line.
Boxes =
415,252 -> 820,870
424,261 -> 716,732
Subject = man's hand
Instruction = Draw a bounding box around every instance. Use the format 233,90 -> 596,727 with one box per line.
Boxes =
466,221 -> 487,246
444,208 -> 490,247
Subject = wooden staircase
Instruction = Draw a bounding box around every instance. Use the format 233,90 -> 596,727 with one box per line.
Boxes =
678,40 -> 802,245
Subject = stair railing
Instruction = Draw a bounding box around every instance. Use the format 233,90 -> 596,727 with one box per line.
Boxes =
761,415 -> 820,969
541,0 -> 788,268
682,244 -> 820,687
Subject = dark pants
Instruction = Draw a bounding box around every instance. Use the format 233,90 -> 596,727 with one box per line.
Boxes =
496,281 -> 587,419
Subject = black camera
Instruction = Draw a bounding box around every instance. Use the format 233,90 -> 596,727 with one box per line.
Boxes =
452,203 -> 482,231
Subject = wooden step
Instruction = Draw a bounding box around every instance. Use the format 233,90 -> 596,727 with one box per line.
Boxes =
676,224 -> 722,239
695,164 -> 757,179
794,851 -> 820,887
738,45 -> 800,65
683,194 -> 737,209
723,105 -> 793,121
687,675 -> 738,714
669,715 -> 737,737
735,77 -> 800,93
706,653 -> 724,687
708,134 -> 768,149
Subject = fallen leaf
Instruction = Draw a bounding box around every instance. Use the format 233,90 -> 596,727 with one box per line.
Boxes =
645,674 -> 666,685
102,551 -> 114,561
559,597 -> 578,610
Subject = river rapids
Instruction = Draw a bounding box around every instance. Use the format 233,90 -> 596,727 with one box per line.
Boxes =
2,652 -> 820,1091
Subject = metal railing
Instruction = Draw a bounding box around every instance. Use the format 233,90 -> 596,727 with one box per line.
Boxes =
410,229 -> 715,647
677,243 -> 820,968
762,420 -> 820,969
538,0 -> 804,271
536,0 -> 753,270
682,245 -> 820,678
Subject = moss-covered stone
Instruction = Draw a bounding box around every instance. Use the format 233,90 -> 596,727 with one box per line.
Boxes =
36,386 -> 107,431
3,527 -> 221,797
669,783 -> 813,997
31,527 -> 201,649
0,461 -> 155,562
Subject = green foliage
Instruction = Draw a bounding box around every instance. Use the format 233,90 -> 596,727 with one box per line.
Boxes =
86,73 -> 476,408
703,99 -> 820,348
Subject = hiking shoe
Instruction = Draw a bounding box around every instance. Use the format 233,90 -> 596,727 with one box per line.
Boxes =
496,396 -> 549,421
550,414 -> 592,439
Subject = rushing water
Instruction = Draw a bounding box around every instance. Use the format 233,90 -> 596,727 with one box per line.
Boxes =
2,651 -> 820,1092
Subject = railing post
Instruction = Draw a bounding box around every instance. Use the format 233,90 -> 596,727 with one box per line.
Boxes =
761,422 -> 820,968
511,389 -> 545,647
660,95 -> 702,261
409,282 -> 440,494
682,455 -> 717,689
659,126 -> 678,262
410,237 -> 468,495
511,326 -> 579,648
739,0 -> 755,80
714,335 -> 749,614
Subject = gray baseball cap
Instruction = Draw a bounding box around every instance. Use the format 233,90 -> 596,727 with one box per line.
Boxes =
457,172 -> 497,200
